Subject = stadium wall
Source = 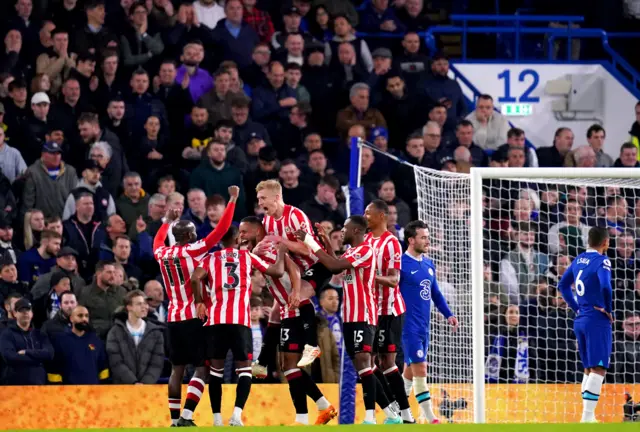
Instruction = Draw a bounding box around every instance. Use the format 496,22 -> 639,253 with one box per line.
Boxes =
0,384 -> 637,428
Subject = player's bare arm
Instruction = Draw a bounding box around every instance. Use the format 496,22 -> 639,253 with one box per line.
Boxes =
285,254 -> 301,309
314,222 -> 336,258
263,244 -> 286,278
294,229 -> 351,274
228,185 -> 240,202
190,266 -> 208,320
375,268 -> 400,287
262,235 -> 311,257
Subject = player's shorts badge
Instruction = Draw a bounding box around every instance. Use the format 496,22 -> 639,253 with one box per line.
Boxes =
417,349 -> 424,358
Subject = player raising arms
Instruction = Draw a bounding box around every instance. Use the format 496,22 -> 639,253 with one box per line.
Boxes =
399,221 -> 458,424
558,226 -> 614,423
256,179 -> 330,367
295,216 -> 402,425
153,186 -> 238,427
191,226 -> 285,426
238,216 -> 337,425
364,200 -> 414,424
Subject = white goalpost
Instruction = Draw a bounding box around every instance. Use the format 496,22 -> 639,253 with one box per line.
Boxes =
412,165 -> 640,424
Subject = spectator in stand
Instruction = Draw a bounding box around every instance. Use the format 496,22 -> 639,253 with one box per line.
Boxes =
137,193 -> 166,238
0,260 -> 28,305
628,101 -> 640,160
98,213 -> 152,264
77,260 -> 126,339
252,61 -> 297,139
300,175 -> 345,227
272,6 -> 313,51
1,28 -> 30,81
244,146 -> 279,211
199,67 -> 234,125
275,34 -> 306,67
183,189 -> 207,230
614,312 -> 640,383
138,115 -> 170,187
22,141 -> 77,219
120,1 -> 165,73
276,101 -> 312,159
422,54 -> 467,128
30,247 -> 85,307
67,53 -> 97,108
153,60 -> 192,144
316,287 -> 342,379
116,172 -> 150,232
494,128 -> 538,168
547,200 -> 590,257
359,0 -> 406,35
366,48 -> 393,105
507,146 -> 526,168
197,194 -> 226,240
214,119 -> 248,174
17,230 -> 62,287
144,279 -> 167,323
0,218 -> 20,264
396,0 -> 431,32
301,43 -> 334,136
279,159 -> 312,208
62,160 -> 116,222
21,209 -> 44,251
40,290 -> 77,337
175,41 -> 213,106
570,145 -> 597,168
32,272 -> 71,328
190,141 -> 246,220
417,122 -> 442,169
21,92 -> 52,165
614,142 -> 640,167
336,82 -> 386,139
231,95 -> 271,151
212,0 -> 259,70
0,127 -> 27,184
73,0 -> 118,56
125,68 -> 169,144
485,304 -> 528,383
4,79 -> 29,141
452,120 -> 488,167
308,5 -> 331,42
111,236 -> 142,283
241,43 -> 270,88
537,127 -> 574,167
63,192 -> 105,281
377,179 -> 411,228
93,50 -> 126,116
181,104 -> 213,171
284,63 -> 310,104
499,222 -> 549,305
0,292 -> 20,326
466,94 -> 510,152
326,15 -> 372,72
0,298 -> 53,385
106,289 -> 164,384
564,125 -> 613,167
242,0 -> 275,44
380,72 -> 425,150
193,0 -> 226,30
394,32 -> 429,88
48,305 -> 109,384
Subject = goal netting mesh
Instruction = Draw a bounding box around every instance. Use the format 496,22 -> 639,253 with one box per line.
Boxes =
412,165 -> 640,423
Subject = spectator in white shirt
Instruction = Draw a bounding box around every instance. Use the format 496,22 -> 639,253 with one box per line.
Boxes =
193,0 -> 226,30
0,128 -> 26,183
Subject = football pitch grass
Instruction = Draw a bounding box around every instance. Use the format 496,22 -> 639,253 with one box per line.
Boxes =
9,424 -> 639,432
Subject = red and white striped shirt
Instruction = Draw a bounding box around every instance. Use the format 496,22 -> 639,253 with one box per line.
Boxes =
256,244 -> 310,320
152,202 -> 236,322
199,248 -> 270,328
341,243 -> 377,325
364,231 -> 406,316
262,204 -> 320,271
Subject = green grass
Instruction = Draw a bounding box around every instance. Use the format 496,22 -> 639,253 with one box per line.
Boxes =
8,424 -> 639,432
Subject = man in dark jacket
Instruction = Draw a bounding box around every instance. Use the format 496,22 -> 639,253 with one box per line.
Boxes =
0,298 -> 53,385
0,260 -> 29,308
41,290 -> 77,337
105,290 -> 164,384
211,0 -> 260,70
30,247 -> 86,304
300,175 -> 345,227
48,305 -> 109,384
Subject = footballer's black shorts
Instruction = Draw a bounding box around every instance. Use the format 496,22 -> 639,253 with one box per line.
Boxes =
375,314 -> 404,354
167,318 -> 206,366
301,262 -> 333,291
279,317 -> 305,353
343,322 -> 376,359
205,324 -> 253,361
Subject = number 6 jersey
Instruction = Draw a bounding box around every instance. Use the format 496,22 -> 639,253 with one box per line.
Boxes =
198,248 -> 270,327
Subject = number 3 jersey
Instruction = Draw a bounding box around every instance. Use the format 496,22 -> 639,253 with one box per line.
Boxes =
198,248 -> 270,327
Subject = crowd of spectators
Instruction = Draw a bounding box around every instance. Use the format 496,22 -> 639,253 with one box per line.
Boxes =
0,0 -> 636,388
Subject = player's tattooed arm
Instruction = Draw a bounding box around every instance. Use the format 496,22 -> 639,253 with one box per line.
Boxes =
294,229 -> 351,274
375,268 -> 399,287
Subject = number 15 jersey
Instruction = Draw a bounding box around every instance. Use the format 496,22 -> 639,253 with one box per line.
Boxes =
198,248 -> 270,328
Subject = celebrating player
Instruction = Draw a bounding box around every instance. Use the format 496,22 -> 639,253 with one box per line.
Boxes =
238,216 -> 337,425
256,179 -> 330,367
558,226 -> 613,423
364,200 -> 414,423
153,186 -> 239,427
295,216 -> 402,425
191,225 -> 285,427
399,220 -> 458,424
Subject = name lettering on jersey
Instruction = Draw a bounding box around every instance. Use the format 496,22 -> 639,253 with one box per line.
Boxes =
420,279 -> 432,301
577,258 -> 590,265
220,250 -> 240,259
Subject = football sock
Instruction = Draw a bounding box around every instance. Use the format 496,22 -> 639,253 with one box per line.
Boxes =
373,366 -> 396,404
403,374 -> 413,396
300,369 -> 329,409
208,367 -> 224,414
299,302 -> 318,346
414,376 -> 436,421
235,367 -> 253,410
384,366 -> 413,421
285,369 -> 309,421
257,323 -> 280,367
358,367 -> 377,411
168,397 -> 181,425
181,377 -> 205,420
373,372 -> 392,411
582,373 -> 604,422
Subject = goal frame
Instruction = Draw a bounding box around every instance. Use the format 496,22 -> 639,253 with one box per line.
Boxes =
469,167 -> 640,423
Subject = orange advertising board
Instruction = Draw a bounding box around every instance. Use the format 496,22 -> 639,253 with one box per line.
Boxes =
0,383 -> 637,428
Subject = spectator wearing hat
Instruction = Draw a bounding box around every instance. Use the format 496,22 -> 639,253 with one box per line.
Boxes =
358,0 -> 406,35
245,146 -> 279,212
212,0 -> 260,70
63,191 -> 106,281
21,141 -> 78,219
0,259 -> 28,308
32,271 -> 71,328
0,298 -> 53,385
35,28 -> 77,97
369,126 -> 402,174
242,0 -> 275,44
31,245 -> 84,298
275,101 -> 312,160
0,218 -> 20,264
62,160 -> 115,222
421,54 -> 467,128
326,14 -> 373,73
366,47 -> 393,105
17,230 -> 62,287
231,96 -> 272,151
336,82 -> 387,139
244,132 -> 267,171
21,92 -> 52,165
271,6 -> 314,51
72,0 -> 119,57
40,291 -> 77,337
48,304 -> 109,384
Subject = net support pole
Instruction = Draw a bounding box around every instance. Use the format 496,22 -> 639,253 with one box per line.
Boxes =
470,168 -> 486,423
